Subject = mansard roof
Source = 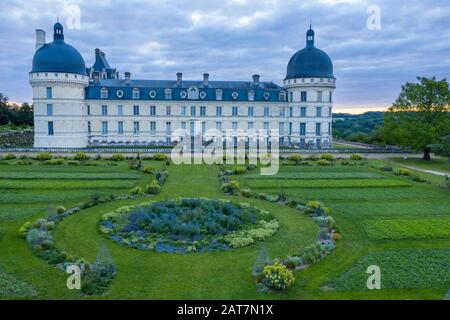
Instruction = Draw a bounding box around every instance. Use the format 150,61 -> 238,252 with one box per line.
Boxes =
85,79 -> 286,102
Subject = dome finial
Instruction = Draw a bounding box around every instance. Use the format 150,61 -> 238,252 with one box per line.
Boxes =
53,21 -> 64,41
306,24 -> 314,47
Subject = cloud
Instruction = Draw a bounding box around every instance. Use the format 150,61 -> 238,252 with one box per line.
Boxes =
0,0 -> 449,113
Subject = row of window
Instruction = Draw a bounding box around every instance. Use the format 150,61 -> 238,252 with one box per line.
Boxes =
288,91 -> 332,103
84,105 -> 331,117
80,121 -> 329,136
100,87 -> 287,101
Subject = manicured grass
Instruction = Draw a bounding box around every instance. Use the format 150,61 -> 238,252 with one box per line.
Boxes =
362,218 -> 450,240
0,158 -> 449,300
246,178 -> 411,189
0,268 -> 37,297
0,190 -> 130,204
0,171 -> 141,180
390,156 -> 450,173
330,250 -> 450,290
246,172 -> 385,180
0,179 -> 137,190
329,199 -> 450,218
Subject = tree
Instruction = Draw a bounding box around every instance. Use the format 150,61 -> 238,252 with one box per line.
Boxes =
383,77 -> 450,160
429,135 -> 450,163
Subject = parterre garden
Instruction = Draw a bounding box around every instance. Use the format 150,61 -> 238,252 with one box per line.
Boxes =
0,152 -> 448,299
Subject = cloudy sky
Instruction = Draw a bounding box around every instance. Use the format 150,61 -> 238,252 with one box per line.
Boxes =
1,0 -> 449,113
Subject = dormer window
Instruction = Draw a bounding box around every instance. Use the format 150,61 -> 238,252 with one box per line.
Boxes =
279,91 -> 286,102
100,87 -> 108,99
232,91 -> 239,100
165,89 -> 172,100
263,92 -> 270,100
187,87 -> 199,100
216,89 -> 223,101
248,90 -> 255,101
132,88 -> 140,99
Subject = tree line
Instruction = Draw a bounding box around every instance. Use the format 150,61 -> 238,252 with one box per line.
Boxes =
0,93 -> 33,127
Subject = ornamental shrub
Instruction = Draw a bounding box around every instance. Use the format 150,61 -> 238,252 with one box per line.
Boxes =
153,153 -> 168,161
44,158 -> 64,165
110,153 -> 125,161
56,206 -> 66,214
143,166 -> 155,174
36,152 -> 52,161
318,159 -> 331,166
241,188 -> 253,198
320,153 -> 334,161
221,180 -> 240,195
18,221 -> 32,239
129,186 -> 144,195
146,180 -> 161,194
74,152 -> 90,161
3,153 -> 16,160
332,232 -> 342,241
397,168 -> 411,176
283,256 -> 303,269
233,166 -> 247,175
349,154 -> 363,161
288,153 -> 302,163
262,262 -> 295,290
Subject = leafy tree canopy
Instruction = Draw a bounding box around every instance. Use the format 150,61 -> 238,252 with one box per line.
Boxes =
383,77 -> 450,160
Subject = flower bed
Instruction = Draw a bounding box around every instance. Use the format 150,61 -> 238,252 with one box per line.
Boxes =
99,198 -> 279,253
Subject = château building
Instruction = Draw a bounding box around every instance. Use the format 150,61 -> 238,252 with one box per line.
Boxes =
30,22 -> 335,148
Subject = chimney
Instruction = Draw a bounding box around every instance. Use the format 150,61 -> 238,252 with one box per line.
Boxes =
92,71 -> 100,84
203,73 -> 210,86
252,74 -> 260,86
176,72 -> 183,86
35,29 -> 46,51
124,72 -> 131,84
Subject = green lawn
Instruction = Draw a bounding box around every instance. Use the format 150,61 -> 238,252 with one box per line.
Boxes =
389,156 -> 450,173
0,157 -> 449,300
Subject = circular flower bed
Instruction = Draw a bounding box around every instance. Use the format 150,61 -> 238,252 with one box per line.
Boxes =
99,198 -> 279,253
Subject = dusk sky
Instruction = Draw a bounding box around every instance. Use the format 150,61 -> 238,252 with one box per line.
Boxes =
1,0 -> 449,113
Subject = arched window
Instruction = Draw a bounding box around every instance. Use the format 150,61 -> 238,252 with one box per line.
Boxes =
248,90 -> 255,101
100,87 -> 108,99
132,88 -> 140,99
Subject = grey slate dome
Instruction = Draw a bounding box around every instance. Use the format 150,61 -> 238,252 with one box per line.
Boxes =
31,22 -> 87,75
285,27 -> 333,80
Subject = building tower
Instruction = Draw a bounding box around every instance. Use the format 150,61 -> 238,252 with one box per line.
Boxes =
30,22 -> 89,148
283,26 -> 336,148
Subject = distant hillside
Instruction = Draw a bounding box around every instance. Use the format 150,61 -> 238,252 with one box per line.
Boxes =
332,112 -> 385,145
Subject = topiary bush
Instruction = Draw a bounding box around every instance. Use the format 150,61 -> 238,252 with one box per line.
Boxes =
43,158 -> 65,165
74,152 -> 90,161
3,153 -> 16,160
145,179 -> 161,194
110,153 -> 125,161
129,186 -> 144,195
153,153 -> 168,161
221,180 -> 240,195
350,154 -> 363,161
318,159 -> 331,166
397,168 -> 411,176
283,256 -> 303,269
233,166 -> 247,175
18,221 -> 33,239
320,153 -> 334,161
288,153 -> 302,163
36,152 -> 52,161
142,166 -> 155,174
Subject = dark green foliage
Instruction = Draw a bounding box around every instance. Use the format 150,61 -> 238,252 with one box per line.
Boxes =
332,112 -> 385,144
383,77 -> 450,159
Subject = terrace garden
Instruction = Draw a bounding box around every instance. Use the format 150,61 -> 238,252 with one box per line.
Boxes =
0,152 -> 448,299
